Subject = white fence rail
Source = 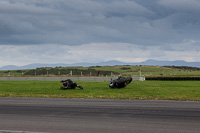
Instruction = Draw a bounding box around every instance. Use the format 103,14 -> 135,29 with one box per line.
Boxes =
0,77 -> 145,81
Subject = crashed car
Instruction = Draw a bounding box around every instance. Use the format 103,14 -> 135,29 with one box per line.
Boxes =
109,76 -> 132,88
60,79 -> 83,90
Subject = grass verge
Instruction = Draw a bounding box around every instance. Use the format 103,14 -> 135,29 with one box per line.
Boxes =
0,80 -> 200,101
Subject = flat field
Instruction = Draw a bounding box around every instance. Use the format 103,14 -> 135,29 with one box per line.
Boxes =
0,80 -> 200,101
1,65 -> 200,77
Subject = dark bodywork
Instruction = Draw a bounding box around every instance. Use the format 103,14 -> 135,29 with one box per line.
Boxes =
109,76 -> 132,88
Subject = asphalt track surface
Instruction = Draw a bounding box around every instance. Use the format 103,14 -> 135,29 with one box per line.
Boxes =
0,98 -> 200,133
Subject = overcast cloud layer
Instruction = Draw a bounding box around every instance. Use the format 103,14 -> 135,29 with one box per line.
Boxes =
0,0 -> 200,66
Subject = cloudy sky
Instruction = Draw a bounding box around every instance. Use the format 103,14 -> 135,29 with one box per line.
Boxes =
0,0 -> 200,66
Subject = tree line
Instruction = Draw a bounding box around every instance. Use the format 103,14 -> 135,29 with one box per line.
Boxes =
23,68 -> 119,76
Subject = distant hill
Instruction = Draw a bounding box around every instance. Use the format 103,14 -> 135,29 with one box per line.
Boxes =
0,59 -> 200,70
0,63 -> 68,70
138,59 -> 200,67
72,60 -> 128,67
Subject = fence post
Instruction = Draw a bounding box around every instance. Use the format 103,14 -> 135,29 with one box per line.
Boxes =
70,70 -> 72,76
139,68 -> 141,77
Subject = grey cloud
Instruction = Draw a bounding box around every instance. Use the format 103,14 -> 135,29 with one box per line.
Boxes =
0,0 -> 200,46
1,42 -> 199,66
158,0 -> 200,12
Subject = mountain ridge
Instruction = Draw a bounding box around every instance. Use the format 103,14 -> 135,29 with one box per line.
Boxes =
0,59 -> 200,70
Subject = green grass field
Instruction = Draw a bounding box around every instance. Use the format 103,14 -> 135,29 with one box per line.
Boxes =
0,80 -> 200,101
1,65 -> 200,77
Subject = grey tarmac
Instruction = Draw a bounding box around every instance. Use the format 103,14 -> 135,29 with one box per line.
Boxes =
0,97 -> 200,133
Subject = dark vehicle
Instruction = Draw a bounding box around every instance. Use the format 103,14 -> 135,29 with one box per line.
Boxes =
60,79 -> 83,90
109,76 -> 132,88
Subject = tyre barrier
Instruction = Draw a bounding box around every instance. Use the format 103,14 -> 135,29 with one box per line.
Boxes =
145,77 -> 200,81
